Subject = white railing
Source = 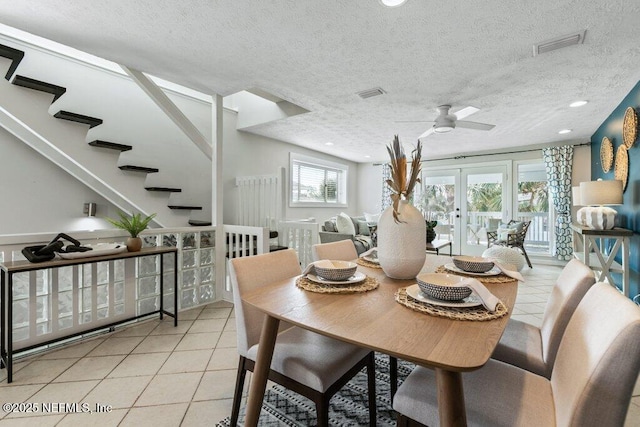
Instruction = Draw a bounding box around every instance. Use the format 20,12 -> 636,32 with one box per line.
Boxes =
465,211 -> 549,245
278,220 -> 319,268
222,225 -> 269,294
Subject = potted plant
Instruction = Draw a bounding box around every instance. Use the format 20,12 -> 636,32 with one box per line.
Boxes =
377,135 -> 426,279
106,211 -> 156,252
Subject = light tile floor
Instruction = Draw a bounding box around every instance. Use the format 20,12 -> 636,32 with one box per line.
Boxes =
1,264 -> 639,426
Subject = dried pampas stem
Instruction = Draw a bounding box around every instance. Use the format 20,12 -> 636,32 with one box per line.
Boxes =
386,135 -> 422,223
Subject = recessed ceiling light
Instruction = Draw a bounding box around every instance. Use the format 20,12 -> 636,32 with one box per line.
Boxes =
558,129 -> 572,134
379,0 -> 408,7
570,100 -> 588,107
365,155 -> 371,158
325,142 -> 334,146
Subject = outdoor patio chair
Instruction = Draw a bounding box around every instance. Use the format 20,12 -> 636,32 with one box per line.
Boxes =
487,219 -> 532,268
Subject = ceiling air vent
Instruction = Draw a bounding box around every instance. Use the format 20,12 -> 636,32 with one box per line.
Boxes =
533,30 -> 586,56
356,87 -> 386,99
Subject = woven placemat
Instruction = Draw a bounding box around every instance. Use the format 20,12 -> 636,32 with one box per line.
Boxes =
395,287 -> 508,321
357,258 -> 382,269
436,265 -> 515,284
296,275 -> 379,294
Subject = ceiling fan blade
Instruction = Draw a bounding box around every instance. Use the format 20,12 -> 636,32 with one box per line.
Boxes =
456,120 -> 495,131
418,127 -> 436,139
453,106 -> 480,120
394,120 -> 435,123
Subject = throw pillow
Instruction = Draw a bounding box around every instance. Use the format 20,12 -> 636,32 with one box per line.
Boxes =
498,228 -> 516,240
323,220 -> 337,233
357,220 -> 371,236
364,212 -> 381,223
336,212 -> 356,236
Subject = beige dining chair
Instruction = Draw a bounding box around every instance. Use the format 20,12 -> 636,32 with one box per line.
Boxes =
311,239 -> 358,262
492,258 -> 596,378
393,282 -> 640,427
229,249 -> 376,427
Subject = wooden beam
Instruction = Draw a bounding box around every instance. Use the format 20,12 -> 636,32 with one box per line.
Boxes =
121,66 -> 212,159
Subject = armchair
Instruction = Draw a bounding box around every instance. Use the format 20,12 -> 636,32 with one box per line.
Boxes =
487,220 -> 532,268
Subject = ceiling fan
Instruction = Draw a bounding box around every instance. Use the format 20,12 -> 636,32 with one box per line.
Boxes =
399,105 -> 495,140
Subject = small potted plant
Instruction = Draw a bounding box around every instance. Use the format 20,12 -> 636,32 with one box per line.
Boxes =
106,211 -> 156,252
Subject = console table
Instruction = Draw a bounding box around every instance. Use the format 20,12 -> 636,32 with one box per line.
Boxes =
1,246 -> 178,383
570,223 -> 632,297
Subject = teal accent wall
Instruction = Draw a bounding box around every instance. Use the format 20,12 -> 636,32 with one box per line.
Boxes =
591,80 -> 640,299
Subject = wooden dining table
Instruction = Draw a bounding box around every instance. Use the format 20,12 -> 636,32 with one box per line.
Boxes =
240,255 -> 518,427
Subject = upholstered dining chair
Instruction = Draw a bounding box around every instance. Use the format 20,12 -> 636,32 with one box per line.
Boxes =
229,249 -> 376,427
311,239 -> 358,262
487,219 -> 532,268
492,258 -> 596,378
393,282 -> 640,427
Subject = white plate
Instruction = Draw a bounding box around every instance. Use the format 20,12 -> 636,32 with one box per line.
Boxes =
306,271 -> 366,285
406,284 -> 482,308
444,263 -> 500,276
57,243 -> 127,259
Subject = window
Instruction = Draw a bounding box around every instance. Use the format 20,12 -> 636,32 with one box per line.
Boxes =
290,153 -> 347,207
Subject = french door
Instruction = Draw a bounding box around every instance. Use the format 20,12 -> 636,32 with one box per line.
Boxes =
421,165 -> 508,256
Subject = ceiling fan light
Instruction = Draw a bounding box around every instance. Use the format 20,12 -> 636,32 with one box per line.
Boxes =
434,125 -> 454,133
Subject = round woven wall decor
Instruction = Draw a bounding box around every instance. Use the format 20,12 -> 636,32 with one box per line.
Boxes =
600,137 -> 613,173
614,145 -> 629,191
623,107 -> 638,149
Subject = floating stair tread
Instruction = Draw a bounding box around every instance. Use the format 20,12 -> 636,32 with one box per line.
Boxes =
188,220 -> 212,226
145,187 -> 182,193
168,205 -> 203,210
54,110 -> 103,128
89,140 -> 132,151
119,165 -> 159,173
0,44 -> 24,80
13,75 -> 66,103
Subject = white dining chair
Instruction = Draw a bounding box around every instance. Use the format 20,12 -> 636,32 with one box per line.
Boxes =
492,258 -> 596,378
393,282 -> 640,426
229,249 -> 376,427
311,239 -> 358,262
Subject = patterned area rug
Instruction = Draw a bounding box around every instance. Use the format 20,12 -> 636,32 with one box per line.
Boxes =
216,353 -> 415,426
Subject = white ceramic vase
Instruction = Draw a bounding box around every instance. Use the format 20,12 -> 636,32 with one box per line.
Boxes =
377,200 -> 426,279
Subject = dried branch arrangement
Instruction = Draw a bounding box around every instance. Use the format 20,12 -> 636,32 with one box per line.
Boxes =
385,135 -> 422,223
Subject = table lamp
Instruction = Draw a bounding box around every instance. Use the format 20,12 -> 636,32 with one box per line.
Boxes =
577,179 -> 623,230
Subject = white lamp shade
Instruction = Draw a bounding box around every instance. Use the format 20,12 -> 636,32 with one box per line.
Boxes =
580,180 -> 623,206
572,186 -> 582,206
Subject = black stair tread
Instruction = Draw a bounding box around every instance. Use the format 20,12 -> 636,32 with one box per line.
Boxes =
89,140 -> 132,152
270,245 -> 288,252
0,44 -> 24,80
119,165 -> 159,173
145,187 -> 182,192
188,220 -> 212,226
54,110 -> 103,128
13,75 -> 66,103
168,205 -> 203,210
269,230 -> 279,239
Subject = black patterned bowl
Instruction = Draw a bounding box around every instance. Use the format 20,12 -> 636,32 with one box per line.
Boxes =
314,260 -> 357,281
416,273 -> 471,301
453,256 -> 495,273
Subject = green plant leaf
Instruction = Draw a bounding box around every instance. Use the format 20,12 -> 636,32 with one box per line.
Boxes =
105,212 -> 157,237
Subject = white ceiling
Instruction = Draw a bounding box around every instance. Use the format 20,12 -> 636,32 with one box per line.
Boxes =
1,0 -> 639,163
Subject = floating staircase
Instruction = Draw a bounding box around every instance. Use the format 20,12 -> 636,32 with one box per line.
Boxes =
0,41 -> 207,223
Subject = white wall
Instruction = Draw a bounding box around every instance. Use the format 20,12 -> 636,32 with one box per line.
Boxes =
0,127 -> 121,234
222,109 -> 361,225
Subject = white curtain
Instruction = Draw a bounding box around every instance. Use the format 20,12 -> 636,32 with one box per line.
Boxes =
542,145 -> 574,260
381,163 -> 391,212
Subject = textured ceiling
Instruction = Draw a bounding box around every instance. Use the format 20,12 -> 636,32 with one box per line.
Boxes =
1,0 -> 639,163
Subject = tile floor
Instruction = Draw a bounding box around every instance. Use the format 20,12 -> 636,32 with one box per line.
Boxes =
1,263 -> 639,426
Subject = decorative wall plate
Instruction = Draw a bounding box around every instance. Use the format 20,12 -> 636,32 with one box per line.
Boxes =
614,145 -> 629,191
623,106 -> 638,148
600,137 -> 613,173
